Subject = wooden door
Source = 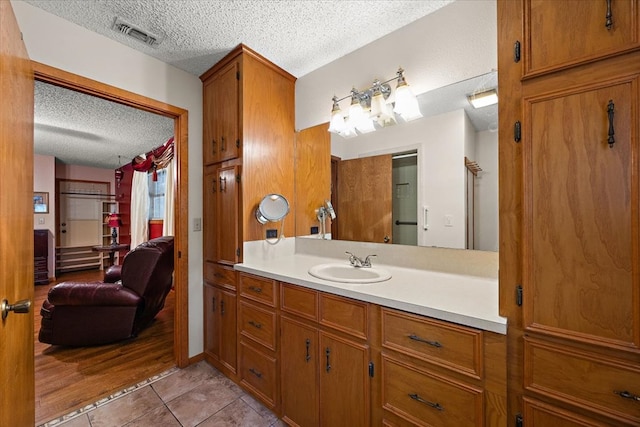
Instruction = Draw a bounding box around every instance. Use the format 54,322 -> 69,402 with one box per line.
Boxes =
524,76 -> 638,349
217,60 -> 240,162
319,332 -> 369,427
216,165 -> 240,265
337,155 -> 392,243
281,317 -> 319,426
524,0 -> 640,77
219,288 -> 237,373
0,1 -> 35,424
203,166 -> 217,265
202,79 -> 217,165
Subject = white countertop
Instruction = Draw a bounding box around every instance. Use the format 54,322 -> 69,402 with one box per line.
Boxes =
235,250 -> 506,335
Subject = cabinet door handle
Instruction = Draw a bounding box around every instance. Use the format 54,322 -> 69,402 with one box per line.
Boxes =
605,0 -> 613,29
211,178 -> 216,193
248,286 -> 262,293
607,99 -> 615,148
212,139 -> 217,154
220,300 -> 225,315
249,368 -> 262,379
325,347 -> 331,373
408,393 -> 443,411
408,334 -> 442,348
221,136 -> 226,152
219,176 -> 227,192
615,390 -> 640,402
249,320 -> 262,329
211,296 -> 216,313
305,338 -> 311,362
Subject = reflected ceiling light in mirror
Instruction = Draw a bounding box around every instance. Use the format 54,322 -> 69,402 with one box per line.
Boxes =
328,67 -> 421,138
467,88 -> 498,108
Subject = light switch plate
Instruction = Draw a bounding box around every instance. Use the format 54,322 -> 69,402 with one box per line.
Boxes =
193,217 -> 202,232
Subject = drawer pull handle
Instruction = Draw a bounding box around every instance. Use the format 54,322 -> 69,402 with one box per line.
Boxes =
607,100 -> 615,148
325,347 -> 331,373
408,393 -> 443,411
615,390 -> 640,401
249,320 -> 262,329
248,286 -> 263,293
605,0 -> 613,29
249,368 -> 262,379
305,338 -> 311,362
408,334 -> 442,348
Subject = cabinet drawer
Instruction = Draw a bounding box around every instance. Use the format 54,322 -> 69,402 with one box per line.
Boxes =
382,356 -> 483,427
319,293 -> 368,339
204,262 -> 236,290
525,337 -> 640,425
239,300 -> 276,351
281,283 -> 318,321
240,341 -> 277,409
382,308 -> 483,379
239,273 -> 277,307
523,396 -> 611,427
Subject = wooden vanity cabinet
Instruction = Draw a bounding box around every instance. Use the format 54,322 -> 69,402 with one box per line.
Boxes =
203,264 -> 238,379
238,273 -> 279,411
280,283 -> 371,427
499,0 -> 640,425
378,308 -> 506,427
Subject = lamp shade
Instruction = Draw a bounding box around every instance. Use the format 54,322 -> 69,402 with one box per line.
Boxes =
106,213 -> 122,227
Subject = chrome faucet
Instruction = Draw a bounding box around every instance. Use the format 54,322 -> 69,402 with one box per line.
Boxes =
345,252 -> 376,268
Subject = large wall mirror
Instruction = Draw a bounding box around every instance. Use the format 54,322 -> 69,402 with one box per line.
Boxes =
296,71 -> 498,252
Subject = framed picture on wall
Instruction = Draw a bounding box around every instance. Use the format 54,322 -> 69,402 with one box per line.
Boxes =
34,192 -> 49,213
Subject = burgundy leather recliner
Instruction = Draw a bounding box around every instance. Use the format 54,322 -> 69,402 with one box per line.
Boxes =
38,236 -> 175,346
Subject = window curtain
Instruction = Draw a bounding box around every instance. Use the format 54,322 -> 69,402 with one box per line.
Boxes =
130,170 -> 149,248
163,158 -> 175,236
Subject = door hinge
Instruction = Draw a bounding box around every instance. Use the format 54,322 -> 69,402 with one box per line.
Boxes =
516,285 -> 523,306
236,71 -> 240,80
514,41 -> 521,63
514,121 -> 522,143
236,248 -> 241,257
20,32 -> 24,41
369,361 -> 374,378
236,139 -> 240,148
178,251 -> 182,259
516,413 -> 523,427
236,174 -> 241,183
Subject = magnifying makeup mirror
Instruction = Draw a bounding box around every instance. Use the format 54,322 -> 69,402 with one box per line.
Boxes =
255,194 -> 290,224
255,194 -> 290,245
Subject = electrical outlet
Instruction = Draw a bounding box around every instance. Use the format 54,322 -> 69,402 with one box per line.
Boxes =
38,217 -> 45,225
310,226 -> 319,235
444,214 -> 454,227
266,229 -> 277,239
193,217 -> 202,232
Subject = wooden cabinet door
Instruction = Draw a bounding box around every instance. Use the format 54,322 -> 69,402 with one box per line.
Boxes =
203,79 -> 218,165
281,317 -> 319,426
216,165 -> 240,265
203,284 -> 220,359
319,332 -> 370,427
524,0 -> 640,77
219,288 -> 237,373
203,166 -> 217,265
523,76 -> 638,350
217,60 -> 240,162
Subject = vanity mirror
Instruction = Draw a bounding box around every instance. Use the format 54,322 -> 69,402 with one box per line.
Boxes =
296,71 -> 498,252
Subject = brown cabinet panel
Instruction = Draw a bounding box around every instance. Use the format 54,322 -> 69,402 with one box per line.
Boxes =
239,300 -> 276,351
382,308 -> 483,379
239,273 -> 277,307
319,293 -> 368,340
239,341 -> 277,409
319,331 -> 370,427
280,317 -> 319,427
216,165 -> 241,265
523,397 -> 613,427
382,356 -> 484,427
281,282 -> 318,321
204,284 -> 237,375
216,60 -> 240,162
524,337 -> 640,425
524,0 -> 640,77
524,76 -> 638,349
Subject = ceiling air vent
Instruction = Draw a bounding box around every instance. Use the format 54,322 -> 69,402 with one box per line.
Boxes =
112,17 -> 162,47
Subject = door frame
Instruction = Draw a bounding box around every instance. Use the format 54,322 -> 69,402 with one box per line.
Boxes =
33,61 -> 190,367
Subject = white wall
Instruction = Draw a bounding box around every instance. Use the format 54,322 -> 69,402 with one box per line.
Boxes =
12,0 -> 204,357
295,0 -> 497,130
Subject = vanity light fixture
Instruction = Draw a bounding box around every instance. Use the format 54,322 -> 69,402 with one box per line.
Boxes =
328,67 -> 422,138
467,88 -> 498,109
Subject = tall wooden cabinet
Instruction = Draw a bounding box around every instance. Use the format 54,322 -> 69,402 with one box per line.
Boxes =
201,44 -> 295,381
498,1 -> 640,425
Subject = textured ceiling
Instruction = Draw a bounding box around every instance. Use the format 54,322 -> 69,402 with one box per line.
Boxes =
27,0 -> 459,170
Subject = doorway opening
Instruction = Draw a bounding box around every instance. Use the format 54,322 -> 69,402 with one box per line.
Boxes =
392,151 -> 418,245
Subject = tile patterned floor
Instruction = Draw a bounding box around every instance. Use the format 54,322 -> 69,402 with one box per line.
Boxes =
41,361 -> 284,427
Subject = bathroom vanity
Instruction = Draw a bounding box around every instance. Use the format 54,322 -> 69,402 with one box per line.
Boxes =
204,237 -> 507,427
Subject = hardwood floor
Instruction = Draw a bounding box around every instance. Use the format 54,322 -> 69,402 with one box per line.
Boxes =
34,269 -> 175,426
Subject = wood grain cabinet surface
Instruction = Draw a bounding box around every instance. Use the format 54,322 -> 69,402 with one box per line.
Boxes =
499,0 -> 640,425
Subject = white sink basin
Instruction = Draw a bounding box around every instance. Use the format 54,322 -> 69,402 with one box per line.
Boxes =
308,263 -> 391,284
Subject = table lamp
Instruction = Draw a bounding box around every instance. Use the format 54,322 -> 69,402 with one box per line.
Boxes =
106,213 -> 122,245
